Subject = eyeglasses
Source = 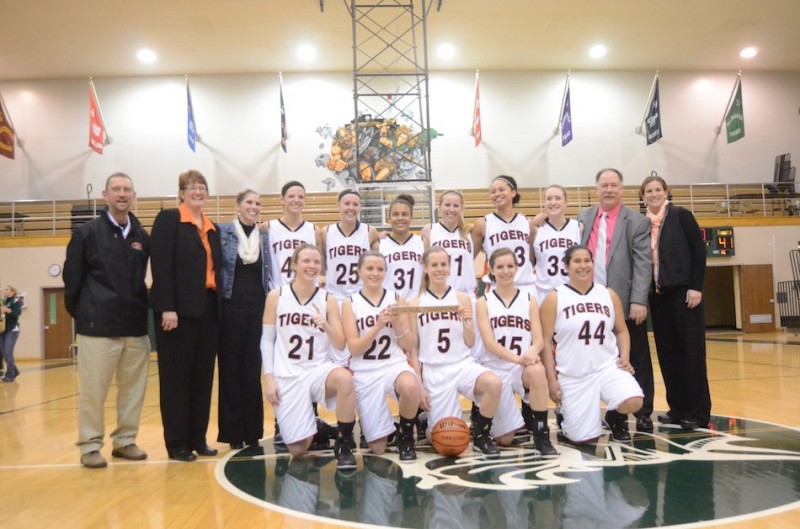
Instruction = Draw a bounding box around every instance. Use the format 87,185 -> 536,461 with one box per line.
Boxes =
184,185 -> 208,192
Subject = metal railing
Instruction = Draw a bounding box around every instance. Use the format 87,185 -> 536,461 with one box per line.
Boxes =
1,182 -> 797,239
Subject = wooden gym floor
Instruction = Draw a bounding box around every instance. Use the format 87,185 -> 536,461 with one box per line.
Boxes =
1,332 -> 798,529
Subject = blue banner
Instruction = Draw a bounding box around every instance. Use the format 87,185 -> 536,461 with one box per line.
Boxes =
187,80 -> 196,152
645,77 -> 662,145
561,84 -> 572,147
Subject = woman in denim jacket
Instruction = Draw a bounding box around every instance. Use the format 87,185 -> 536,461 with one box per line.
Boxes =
217,189 -> 271,449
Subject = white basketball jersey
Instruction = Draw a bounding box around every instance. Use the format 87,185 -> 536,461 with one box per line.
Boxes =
325,222 -> 371,300
553,283 -> 618,377
416,288 -> 469,365
274,286 -> 332,377
484,289 -> 533,370
349,290 -> 408,372
379,234 -> 424,299
268,219 -> 318,287
483,213 -> 535,286
428,223 -> 476,294
533,219 -> 581,301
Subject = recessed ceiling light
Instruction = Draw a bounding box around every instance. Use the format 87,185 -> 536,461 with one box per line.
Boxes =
589,44 -> 607,59
136,49 -> 157,63
740,46 -> 757,59
297,44 -> 317,62
437,43 -> 456,60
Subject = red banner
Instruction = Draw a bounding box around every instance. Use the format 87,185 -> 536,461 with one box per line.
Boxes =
0,98 -> 14,160
89,82 -> 105,154
473,72 -> 482,147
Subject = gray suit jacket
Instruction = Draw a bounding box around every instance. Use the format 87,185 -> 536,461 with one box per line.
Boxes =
578,204 -> 652,313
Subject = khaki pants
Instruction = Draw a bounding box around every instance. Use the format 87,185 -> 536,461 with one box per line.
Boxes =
76,334 -> 150,454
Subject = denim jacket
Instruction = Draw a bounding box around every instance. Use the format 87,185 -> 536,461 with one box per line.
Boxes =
218,221 -> 271,299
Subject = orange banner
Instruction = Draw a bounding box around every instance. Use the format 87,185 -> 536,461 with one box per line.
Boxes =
89,82 -> 105,154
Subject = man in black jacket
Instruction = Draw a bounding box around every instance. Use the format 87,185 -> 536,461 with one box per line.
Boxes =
64,172 -> 151,469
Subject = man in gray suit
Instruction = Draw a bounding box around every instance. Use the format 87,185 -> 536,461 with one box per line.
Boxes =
577,168 -> 654,440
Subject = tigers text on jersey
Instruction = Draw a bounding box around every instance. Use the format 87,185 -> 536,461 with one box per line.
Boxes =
428,223 -> 476,294
274,285 -> 333,377
553,283 -> 618,377
484,289 -> 533,370
533,219 -> 581,299
416,287 -> 470,365
325,221 -> 371,299
379,234 -> 423,299
349,289 -> 408,372
482,213 -> 535,286
268,219 -> 318,287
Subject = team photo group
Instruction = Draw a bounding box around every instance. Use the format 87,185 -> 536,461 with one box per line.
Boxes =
64,166 -> 711,472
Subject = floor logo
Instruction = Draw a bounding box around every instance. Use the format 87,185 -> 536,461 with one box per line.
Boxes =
216,414 -> 800,528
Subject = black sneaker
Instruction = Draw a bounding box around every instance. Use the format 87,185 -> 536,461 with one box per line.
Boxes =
533,427 -> 559,456
605,412 -> 632,442
636,415 -> 654,433
359,432 -> 369,449
397,430 -> 417,462
472,433 -> 500,457
416,411 -> 428,442
273,431 -> 285,448
317,418 -> 338,440
555,406 -> 564,430
334,436 -> 357,470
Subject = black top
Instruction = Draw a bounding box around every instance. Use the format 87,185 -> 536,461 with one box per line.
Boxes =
655,204 -> 706,291
63,211 -> 150,337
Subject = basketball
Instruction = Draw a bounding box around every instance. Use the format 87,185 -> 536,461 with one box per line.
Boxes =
430,416 -> 471,456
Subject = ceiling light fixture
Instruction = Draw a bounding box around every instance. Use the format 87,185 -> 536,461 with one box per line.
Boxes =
136,49 -> 157,63
589,44 -> 607,59
740,47 -> 757,59
437,43 -> 456,60
297,44 -> 317,62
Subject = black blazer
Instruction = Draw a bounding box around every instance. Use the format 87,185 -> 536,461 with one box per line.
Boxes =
655,204 -> 706,291
150,208 -> 223,318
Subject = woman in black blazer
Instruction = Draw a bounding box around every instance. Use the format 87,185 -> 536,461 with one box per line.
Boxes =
640,175 -> 711,431
150,170 -> 223,461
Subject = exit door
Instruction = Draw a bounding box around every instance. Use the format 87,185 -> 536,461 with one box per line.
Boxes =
739,265 -> 776,333
43,288 -> 72,359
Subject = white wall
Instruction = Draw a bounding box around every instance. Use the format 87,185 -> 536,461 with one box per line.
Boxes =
1,70 -> 798,201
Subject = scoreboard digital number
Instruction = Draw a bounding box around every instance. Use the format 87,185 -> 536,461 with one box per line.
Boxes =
700,226 -> 735,256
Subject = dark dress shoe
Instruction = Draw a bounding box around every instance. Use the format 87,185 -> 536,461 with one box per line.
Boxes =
169,448 -> 197,462
657,413 -> 678,424
230,442 -> 245,450
246,439 -> 260,448
635,416 -> 654,432
680,419 -> 701,431
193,444 -> 218,456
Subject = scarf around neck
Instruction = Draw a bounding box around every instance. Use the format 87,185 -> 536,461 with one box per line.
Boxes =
646,200 -> 669,287
234,219 -> 261,265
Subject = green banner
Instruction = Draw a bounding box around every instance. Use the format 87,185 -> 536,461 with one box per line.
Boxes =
725,80 -> 745,144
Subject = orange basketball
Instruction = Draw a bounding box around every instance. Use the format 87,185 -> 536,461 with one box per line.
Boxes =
430,416 -> 471,456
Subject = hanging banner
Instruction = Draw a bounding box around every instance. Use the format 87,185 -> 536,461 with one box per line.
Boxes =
645,77 -> 662,145
89,81 -> 105,154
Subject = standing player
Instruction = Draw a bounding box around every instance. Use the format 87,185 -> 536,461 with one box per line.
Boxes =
408,246 -> 503,456
420,190 -> 477,298
380,194 -> 424,300
533,185 -> 581,304
341,251 -> 420,461
540,245 -> 644,443
324,189 -> 381,365
476,248 -> 558,455
264,181 -> 324,287
261,244 -> 358,469
472,175 -> 538,296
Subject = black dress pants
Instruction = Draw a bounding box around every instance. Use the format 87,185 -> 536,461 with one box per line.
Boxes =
650,286 -> 711,424
156,291 -> 219,453
627,317 -> 654,418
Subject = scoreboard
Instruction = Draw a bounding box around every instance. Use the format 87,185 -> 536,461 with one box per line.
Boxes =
700,226 -> 735,256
